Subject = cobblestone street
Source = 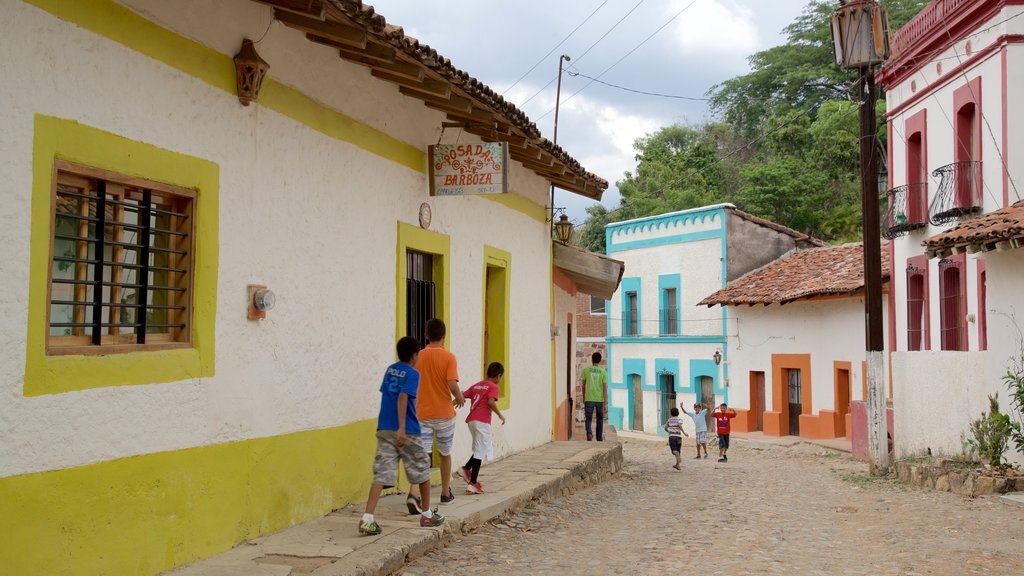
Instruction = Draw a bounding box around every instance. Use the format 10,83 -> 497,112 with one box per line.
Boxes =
401,436 -> 1024,576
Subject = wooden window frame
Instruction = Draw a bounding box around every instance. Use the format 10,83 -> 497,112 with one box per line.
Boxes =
906,255 -> 930,351
46,160 -> 196,356
938,255 -> 968,352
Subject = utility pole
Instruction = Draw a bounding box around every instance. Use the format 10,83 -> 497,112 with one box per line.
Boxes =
831,0 -> 891,474
551,53 -> 571,439
859,69 -> 889,474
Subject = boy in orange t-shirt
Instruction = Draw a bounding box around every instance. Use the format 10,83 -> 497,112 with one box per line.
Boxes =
407,319 -> 465,513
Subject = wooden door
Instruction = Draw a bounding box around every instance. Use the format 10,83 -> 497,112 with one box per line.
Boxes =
836,369 -> 851,437
565,323 -> 573,440
659,374 -> 676,427
631,374 -> 643,431
787,369 -> 802,436
753,371 -> 766,432
699,376 -> 715,432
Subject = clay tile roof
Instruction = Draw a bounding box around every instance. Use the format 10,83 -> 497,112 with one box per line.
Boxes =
699,243 -> 890,307
923,200 -> 1024,258
255,0 -> 607,198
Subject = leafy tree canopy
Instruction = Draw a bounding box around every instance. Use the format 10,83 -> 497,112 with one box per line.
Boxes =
575,0 -> 926,254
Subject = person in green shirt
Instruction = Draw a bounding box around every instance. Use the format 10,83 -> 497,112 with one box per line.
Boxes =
580,352 -> 609,441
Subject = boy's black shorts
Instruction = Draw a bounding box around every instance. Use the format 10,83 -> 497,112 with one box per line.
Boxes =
668,436 -> 683,453
718,434 -> 730,449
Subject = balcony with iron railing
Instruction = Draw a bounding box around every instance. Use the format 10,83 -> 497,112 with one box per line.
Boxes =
659,307 -> 679,336
929,161 -> 983,225
882,183 -> 929,239
622,314 -> 639,337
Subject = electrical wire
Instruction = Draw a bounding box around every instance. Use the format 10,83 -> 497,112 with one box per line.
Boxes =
565,70 -> 710,101
517,0 -> 647,108
502,0 -> 612,96
535,0 -> 701,121
940,17 -> 1021,203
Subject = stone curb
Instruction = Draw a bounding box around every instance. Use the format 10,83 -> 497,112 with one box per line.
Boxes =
313,443 -> 623,576
894,460 -> 1024,497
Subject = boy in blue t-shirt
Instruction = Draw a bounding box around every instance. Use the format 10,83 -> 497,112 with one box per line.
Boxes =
360,337 -> 445,535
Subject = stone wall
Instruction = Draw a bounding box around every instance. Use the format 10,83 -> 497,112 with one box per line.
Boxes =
894,459 -> 1024,497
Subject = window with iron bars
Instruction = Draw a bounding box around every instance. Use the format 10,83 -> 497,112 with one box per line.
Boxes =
938,257 -> 967,352
48,162 -> 194,354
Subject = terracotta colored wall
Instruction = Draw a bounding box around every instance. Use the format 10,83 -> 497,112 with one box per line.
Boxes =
851,401 -> 895,461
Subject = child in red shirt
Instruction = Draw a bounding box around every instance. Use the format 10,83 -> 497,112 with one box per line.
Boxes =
455,362 -> 506,494
713,403 -> 737,462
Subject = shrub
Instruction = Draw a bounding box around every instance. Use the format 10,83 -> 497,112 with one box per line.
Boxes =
966,394 -> 1015,467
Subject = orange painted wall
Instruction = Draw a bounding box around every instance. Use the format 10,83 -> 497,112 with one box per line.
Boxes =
833,361 -> 853,438
554,399 -> 570,441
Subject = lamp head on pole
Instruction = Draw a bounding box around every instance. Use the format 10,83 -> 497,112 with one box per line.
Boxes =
830,0 -> 890,70
554,213 -> 574,243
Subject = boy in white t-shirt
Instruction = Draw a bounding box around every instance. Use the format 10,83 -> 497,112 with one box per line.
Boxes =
664,407 -> 689,470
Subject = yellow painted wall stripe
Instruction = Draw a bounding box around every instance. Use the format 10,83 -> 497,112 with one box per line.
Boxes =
21,0 -> 547,221
0,419 -> 377,576
26,115 -> 218,396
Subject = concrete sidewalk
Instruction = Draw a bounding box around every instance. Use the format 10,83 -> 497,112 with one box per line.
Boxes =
164,432 -> 622,576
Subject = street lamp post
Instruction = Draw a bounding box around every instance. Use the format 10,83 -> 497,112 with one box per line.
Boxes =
831,0 -> 891,474
550,54 -> 572,238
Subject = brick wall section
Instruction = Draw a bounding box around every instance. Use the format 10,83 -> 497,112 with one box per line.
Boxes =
574,341 -> 608,405
574,292 -> 607,338
573,292 -> 608,406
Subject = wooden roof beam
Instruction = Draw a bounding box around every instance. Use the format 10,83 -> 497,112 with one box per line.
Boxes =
373,71 -> 449,97
400,87 -> 470,112
305,35 -> 397,67
274,8 -> 366,49
253,0 -> 324,18
433,105 -> 496,125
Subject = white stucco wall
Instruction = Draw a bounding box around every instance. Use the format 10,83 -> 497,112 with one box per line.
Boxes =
0,0 -> 560,477
892,250 -> 1024,465
726,298 -> 891,415
887,6 -> 1024,355
884,7 -> 1024,465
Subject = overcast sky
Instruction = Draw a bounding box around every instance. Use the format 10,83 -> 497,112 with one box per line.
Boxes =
368,0 -> 813,221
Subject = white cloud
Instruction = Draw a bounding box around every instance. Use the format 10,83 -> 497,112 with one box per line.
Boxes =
669,0 -> 759,59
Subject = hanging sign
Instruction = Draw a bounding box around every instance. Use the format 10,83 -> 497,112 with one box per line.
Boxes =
428,143 -> 509,196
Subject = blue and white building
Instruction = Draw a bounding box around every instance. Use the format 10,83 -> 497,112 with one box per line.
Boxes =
603,204 -> 823,434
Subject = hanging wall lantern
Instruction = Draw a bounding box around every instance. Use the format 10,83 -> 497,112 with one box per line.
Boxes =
234,39 -> 270,106
831,0 -> 890,69
554,213 -> 574,243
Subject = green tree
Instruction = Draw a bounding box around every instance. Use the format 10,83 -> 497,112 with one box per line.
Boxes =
708,0 -> 928,137
614,124 -> 734,222
574,204 -> 610,253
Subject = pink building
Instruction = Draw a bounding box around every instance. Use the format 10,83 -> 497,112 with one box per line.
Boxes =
878,0 -> 1024,464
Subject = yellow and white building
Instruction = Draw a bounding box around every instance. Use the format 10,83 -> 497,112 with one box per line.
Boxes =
0,1 -> 615,573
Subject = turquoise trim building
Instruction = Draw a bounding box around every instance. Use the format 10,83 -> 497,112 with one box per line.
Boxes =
602,203 -> 820,435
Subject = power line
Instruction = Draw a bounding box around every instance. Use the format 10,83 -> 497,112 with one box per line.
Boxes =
501,0 -> 612,96
536,0 -> 701,121
517,0 -> 647,108
940,18 -> 1021,203
565,70 -> 710,101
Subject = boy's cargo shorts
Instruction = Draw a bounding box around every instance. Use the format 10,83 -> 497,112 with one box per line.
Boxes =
373,430 -> 431,487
